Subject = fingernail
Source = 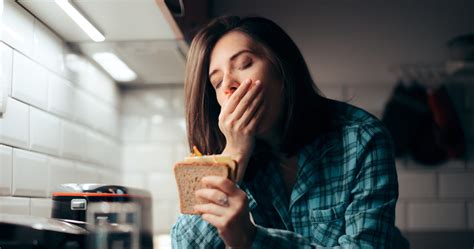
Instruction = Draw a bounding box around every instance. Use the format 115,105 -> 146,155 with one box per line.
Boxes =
245,79 -> 251,84
255,80 -> 261,85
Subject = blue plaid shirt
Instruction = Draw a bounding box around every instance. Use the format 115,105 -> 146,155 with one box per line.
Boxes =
171,101 -> 402,248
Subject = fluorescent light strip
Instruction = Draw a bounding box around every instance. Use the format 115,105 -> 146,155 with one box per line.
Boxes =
54,0 -> 105,42
92,52 -> 137,82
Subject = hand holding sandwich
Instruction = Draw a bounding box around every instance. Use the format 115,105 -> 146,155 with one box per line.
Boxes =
194,176 -> 256,248
218,78 -> 264,182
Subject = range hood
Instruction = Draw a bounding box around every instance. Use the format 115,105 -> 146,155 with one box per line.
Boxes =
17,0 -> 187,85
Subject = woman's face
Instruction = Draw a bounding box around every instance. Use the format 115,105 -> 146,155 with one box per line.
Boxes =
208,31 -> 284,138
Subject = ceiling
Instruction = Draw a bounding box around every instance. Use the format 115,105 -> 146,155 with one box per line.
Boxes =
17,0 -> 187,85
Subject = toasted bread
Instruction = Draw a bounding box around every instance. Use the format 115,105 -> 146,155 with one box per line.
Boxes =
174,155 -> 238,214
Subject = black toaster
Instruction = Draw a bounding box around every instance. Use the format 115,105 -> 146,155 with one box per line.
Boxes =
51,184 -> 154,249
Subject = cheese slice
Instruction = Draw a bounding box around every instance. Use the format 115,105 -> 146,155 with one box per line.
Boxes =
184,155 -> 238,181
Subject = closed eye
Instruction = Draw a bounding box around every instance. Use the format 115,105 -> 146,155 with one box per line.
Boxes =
239,59 -> 252,70
215,80 -> 222,89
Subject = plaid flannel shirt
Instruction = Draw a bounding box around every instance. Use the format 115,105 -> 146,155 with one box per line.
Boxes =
171,101 -> 401,248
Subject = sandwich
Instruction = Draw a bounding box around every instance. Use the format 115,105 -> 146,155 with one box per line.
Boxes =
174,146 -> 238,214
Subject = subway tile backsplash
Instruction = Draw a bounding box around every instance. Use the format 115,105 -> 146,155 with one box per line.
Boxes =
1,42 -> 13,95
0,145 -> 13,196
12,148 -> 49,198
0,97 -> 30,148
407,202 -> 467,231
12,50 -> 49,109
0,197 -> 30,216
0,0 -> 122,219
29,106 -> 61,156
1,0 -> 35,57
47,73 -> 75,120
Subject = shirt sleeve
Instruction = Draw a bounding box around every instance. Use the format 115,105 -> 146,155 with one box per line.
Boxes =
252,225 -> 341,249
338,122 -> 399,248
171,214 -> 225,249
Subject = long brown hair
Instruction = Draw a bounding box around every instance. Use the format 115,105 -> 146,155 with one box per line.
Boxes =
184,16 -> 331,161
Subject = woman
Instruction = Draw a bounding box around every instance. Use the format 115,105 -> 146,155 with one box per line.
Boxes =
171,16 -> 408,248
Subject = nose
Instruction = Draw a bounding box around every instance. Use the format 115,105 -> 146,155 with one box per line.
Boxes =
221,74 -> 241,97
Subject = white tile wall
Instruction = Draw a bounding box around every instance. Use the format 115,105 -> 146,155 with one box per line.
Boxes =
122,173 -> 147,189
0,145 -> 13,196
121,92 -> 155,116
438,172 -> 474,198
73,89 -> 119,138
468,142 -> 474,169
48,73 -> 74,120
148,173 -> 178,201
32,20 -> 64,75
1,42 -> 13,102
175,143 -> 189,159
0,97 -> 29,148
397,171 -> 437,199
0,196 -> 30,215
77,62 -> 119,107
12,149 -> 49,197
465,84 -> 474,112
122,145 -> 175,173
12,50 -> 48,109
48,157 -> 76,194
30,198 -> 52,218
464,113 -> 474,141
84,130 -> 120,168
75,163 -> 100,184
406,202 -> 467,231
97,169 -> 122,185
1,0 -> 35,57
29,106 -> 61,156
61,120 -> 84,160
1,0 -> 121,225
149,120 -> 186,143
170,88 -> 185,114
95,103 -> 118,138
153,200 -> 173,233
468,202 -> 474,230
104,139 -> 121,169
434,160 -> 466,170
83,130 -> 104,165
395,201 -> 407,230
121,116 -> 149,142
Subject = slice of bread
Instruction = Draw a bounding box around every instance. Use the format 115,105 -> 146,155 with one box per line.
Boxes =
183,155 -> 238,181
174,162 -> 230,214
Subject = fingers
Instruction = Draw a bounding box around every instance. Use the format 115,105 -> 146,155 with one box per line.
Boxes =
194,203 -> 227,217
200,213 -> 224,228
236,89 -> 264,130
195,188 -> 230,207
245,100 -> 266,133
200,176 -> 239,195
221,79 -> 252,115
229,80 -> 263,122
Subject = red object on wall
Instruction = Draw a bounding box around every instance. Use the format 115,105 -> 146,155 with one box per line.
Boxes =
427,85 -> 465,158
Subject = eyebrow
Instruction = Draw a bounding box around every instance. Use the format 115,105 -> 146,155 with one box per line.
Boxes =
208,49 -> 254,79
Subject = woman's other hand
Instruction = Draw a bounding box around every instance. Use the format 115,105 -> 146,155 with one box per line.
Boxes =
219,78 -> 265,181
194,176 -> 256,248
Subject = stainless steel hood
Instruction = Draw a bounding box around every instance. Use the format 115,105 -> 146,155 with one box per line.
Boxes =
17,0 -> 187,85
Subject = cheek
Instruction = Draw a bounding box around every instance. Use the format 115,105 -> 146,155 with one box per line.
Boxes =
216,93 -> 225,107
216,90 -> 232,108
